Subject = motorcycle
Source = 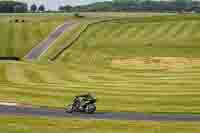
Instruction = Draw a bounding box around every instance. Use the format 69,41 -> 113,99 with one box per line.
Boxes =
65,94 -> 97,114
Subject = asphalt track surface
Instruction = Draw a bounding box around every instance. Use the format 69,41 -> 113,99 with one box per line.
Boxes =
1,105 -> 200,121
24,22 -> 74,60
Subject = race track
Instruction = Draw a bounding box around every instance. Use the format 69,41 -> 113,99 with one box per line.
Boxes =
24,22 -> 75,60
1,105 -> 200,121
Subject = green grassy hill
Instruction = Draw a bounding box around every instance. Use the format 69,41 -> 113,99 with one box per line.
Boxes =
0,15 -> 67,57
1,13 -> 200,133
58,15 -> 200,113
0,15 -> 200,114
61,15 -> 200,60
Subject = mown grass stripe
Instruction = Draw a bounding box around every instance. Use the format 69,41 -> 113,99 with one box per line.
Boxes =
179,21 -> 198,39
7,22 -> 14,56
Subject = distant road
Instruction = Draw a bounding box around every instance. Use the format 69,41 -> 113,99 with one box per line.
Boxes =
1,105 -> 200,121
24,22 -> 75,60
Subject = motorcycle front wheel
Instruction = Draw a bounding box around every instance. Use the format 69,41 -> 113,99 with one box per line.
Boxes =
85,104 -> 96,114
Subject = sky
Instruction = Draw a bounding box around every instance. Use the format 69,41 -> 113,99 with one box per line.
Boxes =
13,0 -> 112,10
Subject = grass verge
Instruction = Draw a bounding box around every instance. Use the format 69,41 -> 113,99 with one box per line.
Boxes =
0,115 -> 200,133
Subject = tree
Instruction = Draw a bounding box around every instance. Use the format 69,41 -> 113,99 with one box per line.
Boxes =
113,0 -> 135,3
0,1 -> 27,13
60,5 -> 72,12
59,6 -> 64,11
174,0 -> 192,11
13,3 -> 28,13
38,5 -> 45,12
64,5 -> 72,12
30,4 -> 37,12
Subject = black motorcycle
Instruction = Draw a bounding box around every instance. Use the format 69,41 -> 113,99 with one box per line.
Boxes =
65,94 -> 97,114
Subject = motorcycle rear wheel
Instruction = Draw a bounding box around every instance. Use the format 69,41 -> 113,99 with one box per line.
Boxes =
65,104 -> 73,113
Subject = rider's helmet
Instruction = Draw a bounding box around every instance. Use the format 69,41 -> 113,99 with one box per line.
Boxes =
88,92 -> 97,102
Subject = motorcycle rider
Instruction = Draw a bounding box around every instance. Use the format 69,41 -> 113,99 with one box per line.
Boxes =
74,93 -> 96,110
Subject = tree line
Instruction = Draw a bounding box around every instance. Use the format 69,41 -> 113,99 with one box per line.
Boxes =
60,0 -> 200,12
0,1 -> 27,13
0,1 -> 45,13
1,0 -> 200,13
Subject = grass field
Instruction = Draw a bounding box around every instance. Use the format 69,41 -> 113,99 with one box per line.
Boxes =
1,13 -> 200,132
0,115 -> 200,133
0,14 -> 199,114
58,14 -> 200,113
0,15 -> 72,57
